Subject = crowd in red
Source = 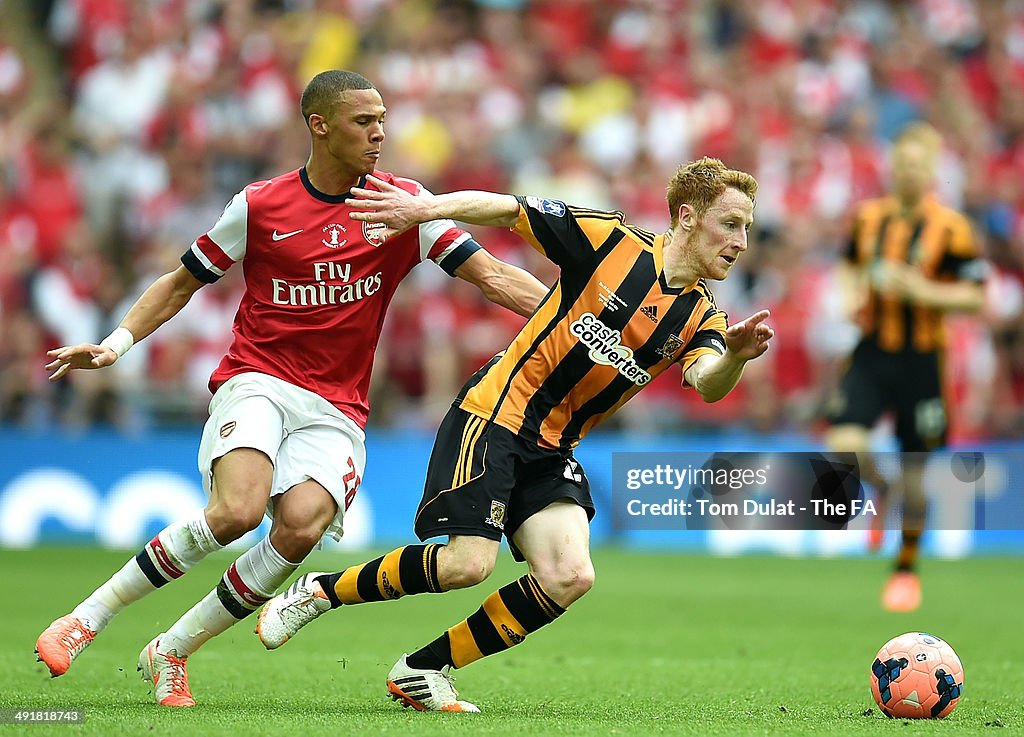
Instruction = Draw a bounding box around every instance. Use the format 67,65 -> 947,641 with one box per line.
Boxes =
1,0 -> 1022,440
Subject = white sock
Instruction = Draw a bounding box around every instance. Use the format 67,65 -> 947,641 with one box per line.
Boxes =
72,513 -> 222,632
160,537 -> 298,657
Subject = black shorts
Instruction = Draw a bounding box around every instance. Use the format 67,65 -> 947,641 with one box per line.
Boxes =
414,405 -> 595,561
827,339 -> 948,452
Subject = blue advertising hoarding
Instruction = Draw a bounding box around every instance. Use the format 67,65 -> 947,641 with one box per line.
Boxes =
1,428 -> 1021,554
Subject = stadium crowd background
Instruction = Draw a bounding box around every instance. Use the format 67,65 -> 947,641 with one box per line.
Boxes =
0,0 -> 1022,441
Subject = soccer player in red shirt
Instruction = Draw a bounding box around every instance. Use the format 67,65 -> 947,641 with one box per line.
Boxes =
35,70 -> 548,707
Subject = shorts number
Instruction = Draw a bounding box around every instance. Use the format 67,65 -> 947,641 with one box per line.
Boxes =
914,398 -> 947,440
342,457 -> 361,510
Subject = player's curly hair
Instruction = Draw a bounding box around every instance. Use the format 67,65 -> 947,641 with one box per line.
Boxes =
666,157 -> 758,227
300,70 -> 375,126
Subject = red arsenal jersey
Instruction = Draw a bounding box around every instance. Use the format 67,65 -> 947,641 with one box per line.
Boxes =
181,167 -> 479,428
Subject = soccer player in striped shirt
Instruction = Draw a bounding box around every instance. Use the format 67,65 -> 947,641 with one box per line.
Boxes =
35,70 -> 549,706
257,157 -> 774,712
826,123 -> 986,612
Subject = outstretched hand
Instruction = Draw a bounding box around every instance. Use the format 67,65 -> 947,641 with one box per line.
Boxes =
724,309 -> 773,362
45,344 -> 118,381
347,175 -> 434,242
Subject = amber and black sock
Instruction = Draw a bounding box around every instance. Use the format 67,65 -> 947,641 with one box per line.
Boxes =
316,544 -> 441,607
895,529 -> 922,572
407,573 -> 565,671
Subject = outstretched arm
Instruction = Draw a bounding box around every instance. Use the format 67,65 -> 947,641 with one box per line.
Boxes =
683,310 -> 774,403
348,175 -> 520,238
454,249 -> 549,318
872,262 -> 984,313
350,176 -> 546,316
45,265 -> 205,381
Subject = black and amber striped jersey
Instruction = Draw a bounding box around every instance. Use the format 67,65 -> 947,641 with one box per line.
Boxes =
846,194 -> 985,353
456,196 -> 728,451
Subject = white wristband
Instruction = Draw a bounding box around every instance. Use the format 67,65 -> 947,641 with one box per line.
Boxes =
100,327 -> 135,358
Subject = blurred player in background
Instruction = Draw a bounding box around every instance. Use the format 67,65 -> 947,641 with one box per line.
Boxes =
35,70 -> 548,707
256,157 -> 773,712
825,123 -> 986,612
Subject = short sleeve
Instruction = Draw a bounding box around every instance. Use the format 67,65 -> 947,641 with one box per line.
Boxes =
181,189 -> 248,283
512,196 -> 623,269
937,215 -> 987,283
679,307 -> 728,386
417,219 -> 479,276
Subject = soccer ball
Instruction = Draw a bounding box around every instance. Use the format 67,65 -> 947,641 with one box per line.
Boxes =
869,632 -> 964,719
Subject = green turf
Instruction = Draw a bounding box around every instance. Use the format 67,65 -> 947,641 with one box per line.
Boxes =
1,547 -> 1020,736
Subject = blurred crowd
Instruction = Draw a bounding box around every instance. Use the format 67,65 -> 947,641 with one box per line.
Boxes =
1,0 -> 1023,440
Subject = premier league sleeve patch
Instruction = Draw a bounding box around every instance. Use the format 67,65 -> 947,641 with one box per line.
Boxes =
524,196 -> 566,217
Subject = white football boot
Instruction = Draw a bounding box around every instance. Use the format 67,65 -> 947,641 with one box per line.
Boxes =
137,635 -> 195,707
386,654 -> 480,712
256,572 -> 332,649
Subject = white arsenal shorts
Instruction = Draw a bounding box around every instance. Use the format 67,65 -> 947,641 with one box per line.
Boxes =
197,372 -> 366,541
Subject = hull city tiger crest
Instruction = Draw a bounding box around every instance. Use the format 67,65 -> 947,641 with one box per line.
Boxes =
656,334 -> 684,359
484,500 -> 506,530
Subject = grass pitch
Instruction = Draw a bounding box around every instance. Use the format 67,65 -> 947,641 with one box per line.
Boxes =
1,547 -> 1021,736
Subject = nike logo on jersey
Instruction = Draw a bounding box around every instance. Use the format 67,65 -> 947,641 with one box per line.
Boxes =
272,229 -> 303,241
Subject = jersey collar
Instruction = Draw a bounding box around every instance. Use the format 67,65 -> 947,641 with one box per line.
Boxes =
299,167 -> 369,204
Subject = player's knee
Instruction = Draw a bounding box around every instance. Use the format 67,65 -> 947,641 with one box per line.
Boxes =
448,557 -> 494,589
269,523 -> 326,561
205,500 -> 265,543
534,559 -> 595,606
438,547 -> 495,590
826,425 -> 870,453
569,561 -> 596,602
576,562 -> 596,597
